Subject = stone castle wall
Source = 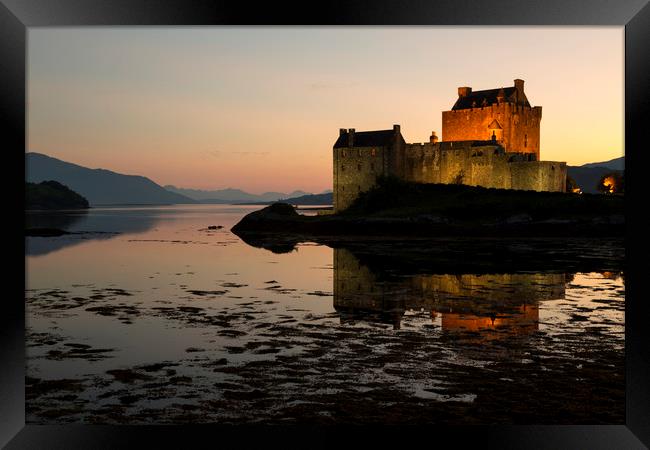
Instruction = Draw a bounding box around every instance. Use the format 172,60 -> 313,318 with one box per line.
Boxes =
510,160 -> 567,192
401,142 -> 512,187
333,140 -> 567,212
333,145 -> 389,212
442,103 -> 542,160
399,143 -> 566,192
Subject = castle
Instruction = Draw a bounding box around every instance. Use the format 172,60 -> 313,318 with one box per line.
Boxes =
333,79 -> 567,212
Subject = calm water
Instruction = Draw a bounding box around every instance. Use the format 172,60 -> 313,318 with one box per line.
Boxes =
25,204 -> 625,424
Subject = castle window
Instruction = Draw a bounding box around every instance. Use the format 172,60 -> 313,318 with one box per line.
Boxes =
524,134 -> 528,147
358,149 -> 362,157
358,185 -> 361,191
341,165 -> 345,172
371,148 -> 376,156
342,150 -> 347,157
358,164 -> 362,171
370,163 -> 375,171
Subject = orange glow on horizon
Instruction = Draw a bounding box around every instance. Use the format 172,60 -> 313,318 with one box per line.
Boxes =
28,28 -> 623,193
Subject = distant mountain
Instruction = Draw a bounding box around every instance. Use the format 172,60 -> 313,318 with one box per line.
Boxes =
26,153 -> 196,206
164,185 -> 311,203
284,192 -> 333,205
26,180 -> 90,210
581,156 -> 624,171
567,156 -> 624,194
243,192 -> 333,206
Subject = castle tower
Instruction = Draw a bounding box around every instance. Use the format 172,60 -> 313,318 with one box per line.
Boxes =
441,79 -> 542,160
332,125 -> 405,212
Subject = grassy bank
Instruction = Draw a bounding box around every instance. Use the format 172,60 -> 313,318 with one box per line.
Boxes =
341,176 -> 623,221
231,178 -> 624,238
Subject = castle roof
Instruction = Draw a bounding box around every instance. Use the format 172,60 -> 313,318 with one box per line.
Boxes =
451,87 -> 530,110
333,129 -> 401,148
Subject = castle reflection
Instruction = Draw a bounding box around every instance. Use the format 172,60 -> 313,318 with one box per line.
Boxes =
333,248 -> 566,336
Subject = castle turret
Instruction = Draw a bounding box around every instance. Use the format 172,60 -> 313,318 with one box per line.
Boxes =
458,86 -> 472,97
347,128 -> 355,147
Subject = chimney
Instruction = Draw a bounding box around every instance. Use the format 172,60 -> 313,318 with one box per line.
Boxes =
497,88 -> 505,104
514,79 -> 524,93
348,128 -> 355,147
458,87 -> 472,97
393,124 -> 401,135
430,131 -> 438,144
339,128 -> 346,137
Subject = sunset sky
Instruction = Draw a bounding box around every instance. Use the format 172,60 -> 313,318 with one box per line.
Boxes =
28,27 -> 624,194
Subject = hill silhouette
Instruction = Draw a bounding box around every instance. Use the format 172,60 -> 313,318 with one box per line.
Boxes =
26,180 -> 90,210
243,192 -> 333,205
26,152 -> 196,206
164,185 -> 310,203
580,156 -> 624,171
567,156 -> 624,194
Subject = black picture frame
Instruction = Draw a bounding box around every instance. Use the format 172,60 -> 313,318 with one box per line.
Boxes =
3,0 -> 649,447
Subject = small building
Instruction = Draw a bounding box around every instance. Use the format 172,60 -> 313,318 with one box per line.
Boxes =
332,79 -> 566,212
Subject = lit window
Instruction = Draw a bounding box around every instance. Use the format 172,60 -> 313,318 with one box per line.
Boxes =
371,148 -> 376,156
342,150 -> 347,157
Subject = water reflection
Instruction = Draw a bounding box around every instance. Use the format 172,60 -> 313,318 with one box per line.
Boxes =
26,208 -> 162,256
26,210 -> 89,230
334,247 -> 566,335
25,205 -> 625,424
